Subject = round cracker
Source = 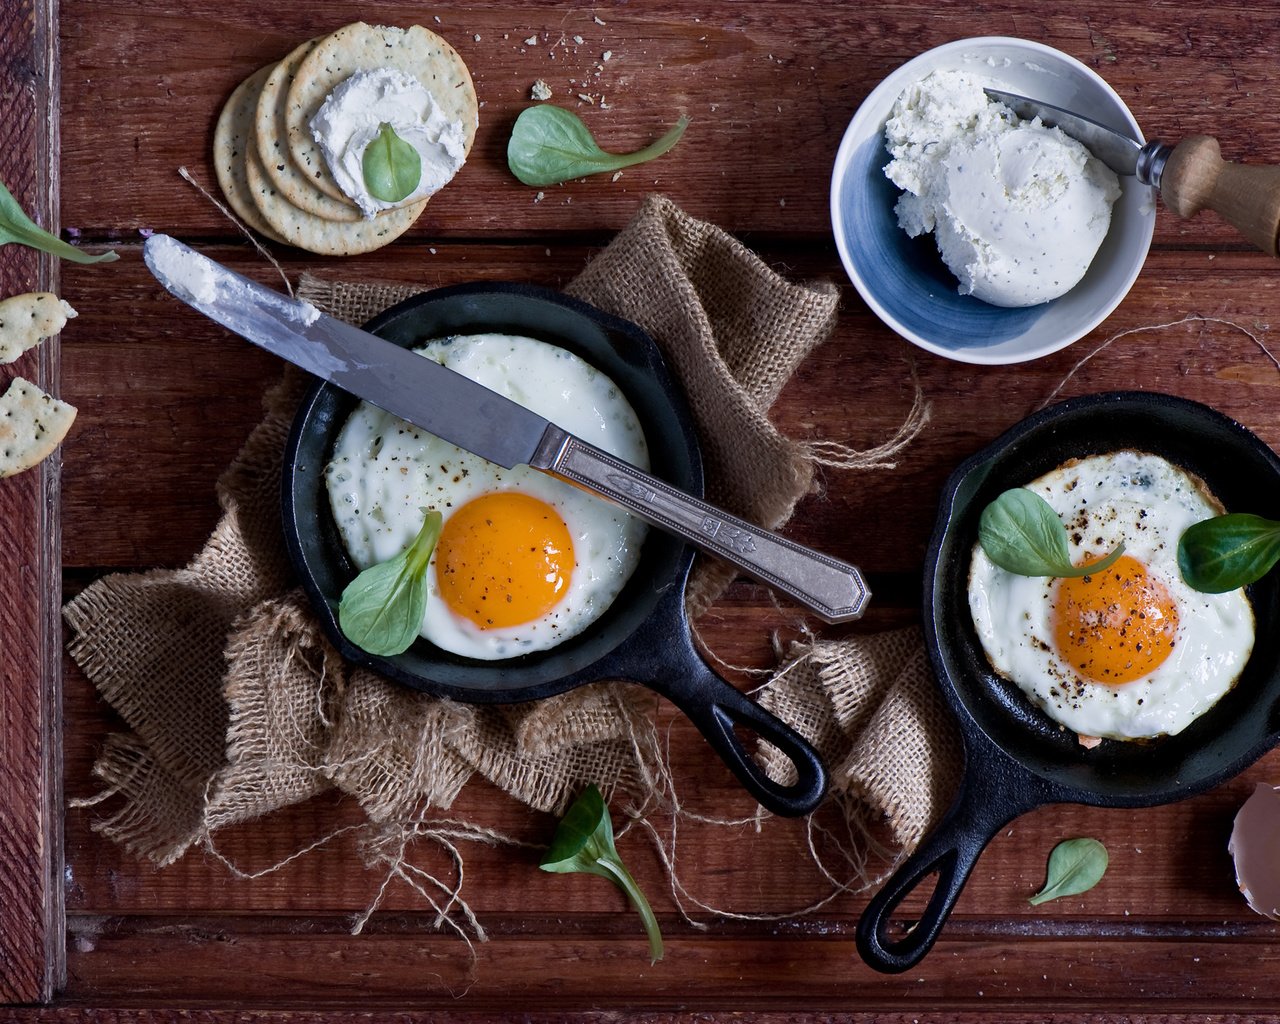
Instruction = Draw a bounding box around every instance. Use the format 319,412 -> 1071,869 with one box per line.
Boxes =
212,64 -> 288,244
244,141 -> 426,256
0,377 -> 76,478
254,38 -> 362,222
283,22 -> 478,206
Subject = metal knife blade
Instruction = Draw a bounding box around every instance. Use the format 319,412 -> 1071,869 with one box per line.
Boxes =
142,234 -> 870,623
143,234 -> 550,470
984,87 -> 1171,187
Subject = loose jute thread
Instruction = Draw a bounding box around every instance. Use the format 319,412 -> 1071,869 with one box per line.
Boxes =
1038,313 -> 1280,410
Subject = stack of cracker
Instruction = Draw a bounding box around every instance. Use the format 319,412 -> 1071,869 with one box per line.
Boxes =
213,23 -> 478,256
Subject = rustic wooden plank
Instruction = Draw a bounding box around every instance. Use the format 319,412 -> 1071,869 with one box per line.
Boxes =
54,923 -> 1280,1010
13,1013 -> 1280,1024
59,246 -> 1280,572
60,616 -> 1280,922
0,0 -> 64,1004
54,1 -> 1280,248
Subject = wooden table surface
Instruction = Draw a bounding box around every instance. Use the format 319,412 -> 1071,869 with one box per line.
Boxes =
8,0 -> 1280,1018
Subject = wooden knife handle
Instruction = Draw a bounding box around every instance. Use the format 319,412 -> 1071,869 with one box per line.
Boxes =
1161,135 -> 1280,256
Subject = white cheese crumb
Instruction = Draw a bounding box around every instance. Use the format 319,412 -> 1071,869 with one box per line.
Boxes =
433,15 -> 441,22
594,15 -> 606,24
603,50 -> 612,60
524,34 -> 538,46
534,191 -> 545,203
611,171 -> 622,182
577,92 -> 594,104
573,34 -> 584,44
473,34 -> 481,42
530,79 -> 553,101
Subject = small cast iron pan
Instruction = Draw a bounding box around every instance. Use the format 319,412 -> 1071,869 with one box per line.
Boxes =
856,391 -> 1280,973
281,281 -> 827,818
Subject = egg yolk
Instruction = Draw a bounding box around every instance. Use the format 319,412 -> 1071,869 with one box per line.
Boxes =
435,492 -> 574,630
1051,553 -> 1179,685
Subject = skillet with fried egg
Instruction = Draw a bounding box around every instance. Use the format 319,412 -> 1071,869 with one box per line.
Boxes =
284,282 -> 828,818
857,391 -> 1280,973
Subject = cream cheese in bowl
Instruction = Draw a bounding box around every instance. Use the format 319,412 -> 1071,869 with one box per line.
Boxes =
829,36 -> 1156,365
885,70 -> 1122,307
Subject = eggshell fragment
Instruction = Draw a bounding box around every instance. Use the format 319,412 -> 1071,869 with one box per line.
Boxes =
1228,782 -> 1280,918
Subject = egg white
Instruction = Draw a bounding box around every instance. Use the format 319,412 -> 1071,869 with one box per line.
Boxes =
325,332 -> 650,660
968,450 -> 1255,740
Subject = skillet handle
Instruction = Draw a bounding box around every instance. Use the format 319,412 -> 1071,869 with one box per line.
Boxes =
650,650 -> 827,818
856,772 -> 1031,973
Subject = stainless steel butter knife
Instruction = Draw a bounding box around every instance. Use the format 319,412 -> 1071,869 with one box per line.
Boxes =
986,87 -> 1280,258
143,234 -> 870,623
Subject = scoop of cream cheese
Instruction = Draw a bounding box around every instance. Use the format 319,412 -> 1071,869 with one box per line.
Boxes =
883,69 -> 1122,307
310,67 -> 467,219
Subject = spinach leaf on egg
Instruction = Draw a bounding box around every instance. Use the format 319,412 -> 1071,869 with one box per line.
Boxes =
978,488 -> 1125,578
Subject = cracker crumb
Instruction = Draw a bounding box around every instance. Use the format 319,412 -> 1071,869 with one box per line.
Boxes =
534,191 -> 545,203
531,79 -> 553,101
611,171 -> 622,182
434,15 -> 441,22
594,15 -> 606,25
577,92 -> 595,104
524,34 -> 538,46
429,247 -> 437,254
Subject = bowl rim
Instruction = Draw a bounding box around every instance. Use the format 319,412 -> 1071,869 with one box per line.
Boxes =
829,35 -> 1156,366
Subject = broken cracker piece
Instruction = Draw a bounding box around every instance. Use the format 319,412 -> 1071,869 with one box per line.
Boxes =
0,293 -> 76,364
0,376 -> 76,477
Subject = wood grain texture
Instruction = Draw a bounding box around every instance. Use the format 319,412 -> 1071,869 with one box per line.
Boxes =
0,0 -> 64,1004
27,0 -> 1280,1017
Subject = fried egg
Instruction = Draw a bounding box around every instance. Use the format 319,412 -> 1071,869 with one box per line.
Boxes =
325,332 -> 649,660
967,450 -> 1255,741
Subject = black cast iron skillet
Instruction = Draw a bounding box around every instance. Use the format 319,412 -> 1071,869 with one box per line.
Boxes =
857,391 -> 1280,973
281,281 -> 827,818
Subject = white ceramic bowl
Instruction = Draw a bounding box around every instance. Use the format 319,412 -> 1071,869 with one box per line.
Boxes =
830,37 -> 1156,365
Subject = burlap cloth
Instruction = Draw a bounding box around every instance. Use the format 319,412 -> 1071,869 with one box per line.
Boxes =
65,195 -> 958,904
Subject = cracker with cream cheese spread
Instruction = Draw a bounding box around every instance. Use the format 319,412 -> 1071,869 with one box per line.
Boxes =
244,141 -> 427,256
0,293 -> 76,364
252,38 -> 363,222
212,63 -> 288,244
283,22 -> 478,206
0,377 -> 76,477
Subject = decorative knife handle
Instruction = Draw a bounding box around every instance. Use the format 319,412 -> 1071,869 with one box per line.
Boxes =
534,428 -> 870,623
